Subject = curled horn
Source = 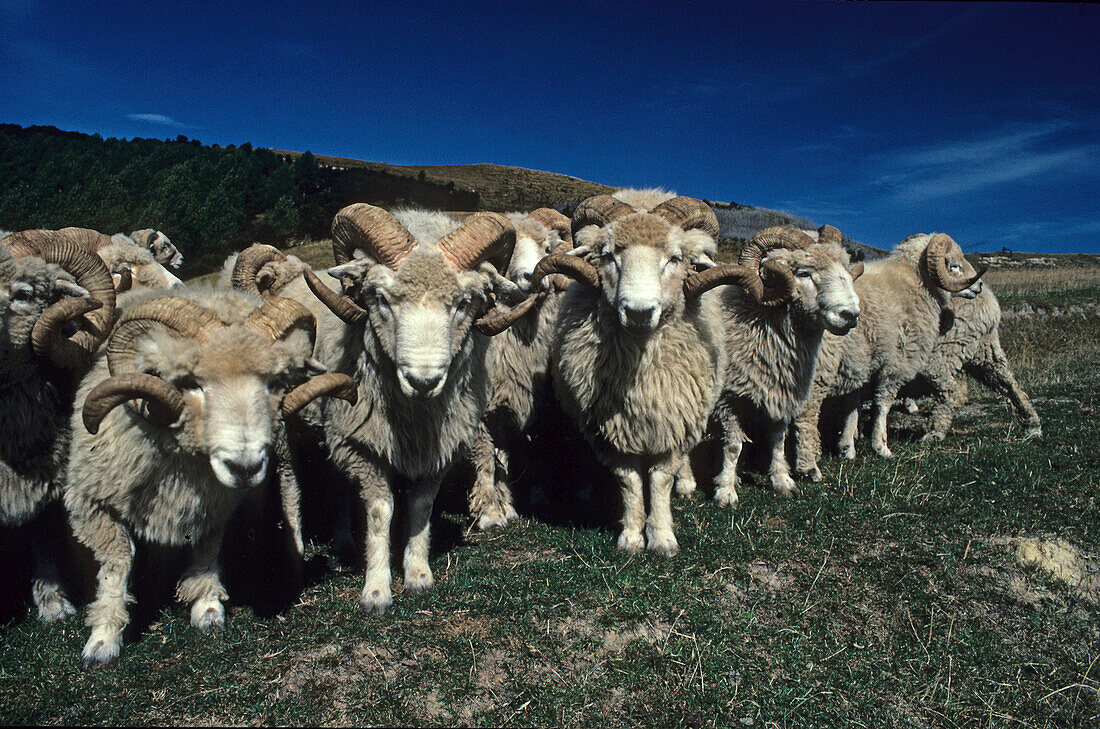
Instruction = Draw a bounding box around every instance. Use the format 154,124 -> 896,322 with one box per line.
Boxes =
650,197 -> 720,238
304,269 -> 369,324
473,253 -> 601,336
683,264 -> 758,301
282,372 -> 358,418
331,203 -> 415,268
106,296 -> 220,376
923,233 -> 987,293
735,226 -> 815,308
817,225 -> 842,246
232,244 -> 287,296
244,296 -> 316,345
571,195 -> 635,237
528,208 -> 573,250
5,231 -> 117,367
82,372 -> 185,434
437,212 -> 516,273
30,298 -> 104,364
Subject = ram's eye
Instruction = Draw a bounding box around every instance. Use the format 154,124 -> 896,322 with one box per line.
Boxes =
668,255 -> 683,265
11,287 -> 33,302
173,375 -> 200,391
797,270 -> 812,278
375,291 -> 391,309
456,296 -> 471,314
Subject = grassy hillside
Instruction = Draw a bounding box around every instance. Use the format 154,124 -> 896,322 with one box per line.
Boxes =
2,264 -> 1098,727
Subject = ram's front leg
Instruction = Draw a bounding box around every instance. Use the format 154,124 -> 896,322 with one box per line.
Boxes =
794,390 -> 825,482
870,382 -> 902,458
176,523 -> 230,635
674,459 -> 697,497
714,412 -> 747,508
31,515 -> 76,622
765,419 -> 798,498
468,421 -> 516,531
75,505 -> 135,667
349,455 -> 395,615
836,391 -> 862,459
404,477 -> 442,592
612,462 -> 646,554
646,460 -> 680,556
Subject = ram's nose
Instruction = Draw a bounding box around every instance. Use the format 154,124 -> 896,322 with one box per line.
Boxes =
404,370 -> 445,398
838,308 -> 860,327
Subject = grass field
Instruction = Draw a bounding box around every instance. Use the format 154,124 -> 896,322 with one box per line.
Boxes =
1,266 -> 1098,727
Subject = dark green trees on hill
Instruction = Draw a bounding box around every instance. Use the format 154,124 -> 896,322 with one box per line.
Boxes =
0,125 -> 478,276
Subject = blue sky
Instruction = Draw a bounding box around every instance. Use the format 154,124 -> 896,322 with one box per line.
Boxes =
2,1 -> 1097,253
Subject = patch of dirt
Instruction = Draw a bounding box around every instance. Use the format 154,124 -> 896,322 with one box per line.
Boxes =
746,561 -> 796,593
601,619 -> 671,653
1012,536 -> 1100,604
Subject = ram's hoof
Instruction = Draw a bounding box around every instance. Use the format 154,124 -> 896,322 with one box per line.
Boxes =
713,485 -> 740,509
404,570 -> 434,592
771,476 -> 799,498
37,595 -> 77,623
645,529 -> 679,557
81,631 -> 121,669
191,601 -> 226,635
360,589 -> 392,616
617,531 -> 645,555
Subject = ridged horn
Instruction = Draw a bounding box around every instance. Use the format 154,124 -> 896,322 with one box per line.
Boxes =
527,208 -> 573,249
923,234 -> 987,293
303,269 -> 368,324
683,264 -> 759,301
281,372 -> 358,418
232,244 -> 287,296
5,231 -> 117,367
106,296 -> 220,376
736,226 -> 815,308
650,197 -> 720,238
331,203 -> 415,268
472,253 -> 601,336
82,372 -> 185,435
244,296 -> 316,345
30,298 -> 104,366
437,212 -> 516,273
571,195 -> 635,237
817,225 -> 843,246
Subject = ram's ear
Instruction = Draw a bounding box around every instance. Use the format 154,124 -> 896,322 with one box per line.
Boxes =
682,229 -> 718,268
327,259 -> 378,291
305,357 -> 328,376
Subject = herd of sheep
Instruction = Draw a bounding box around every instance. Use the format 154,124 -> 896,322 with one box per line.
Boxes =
0,189 -> 1041,667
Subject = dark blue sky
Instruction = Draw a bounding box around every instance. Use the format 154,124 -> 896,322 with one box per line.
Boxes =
3,1 -> 1097,253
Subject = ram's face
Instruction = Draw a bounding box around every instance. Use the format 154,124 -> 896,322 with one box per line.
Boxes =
150,233 -> 183,270
115,259 -> 184,292
506,230 -> 559,293
0,259 -> 88,362
132,326 -> 316,488
941,241 -> 983,299
769,246 -> 861,335
332,249 -> 492,400
583,215 -> 712,335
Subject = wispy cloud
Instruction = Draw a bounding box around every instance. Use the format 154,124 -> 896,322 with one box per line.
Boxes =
127,113 -> 184,127
870,120 -> 1100,202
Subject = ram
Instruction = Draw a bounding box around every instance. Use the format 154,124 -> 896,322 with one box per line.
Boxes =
281,204 -> 518,614
707,225 -> 862,507
793,233 -> 986,480
0,233 -> 116,620
491,192 -> 748,555
101,233 -> 184,291
899,285 -> 1041,441
66,289 -> 355,666
126,229 -> 183,270
468,207 -> 573,529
